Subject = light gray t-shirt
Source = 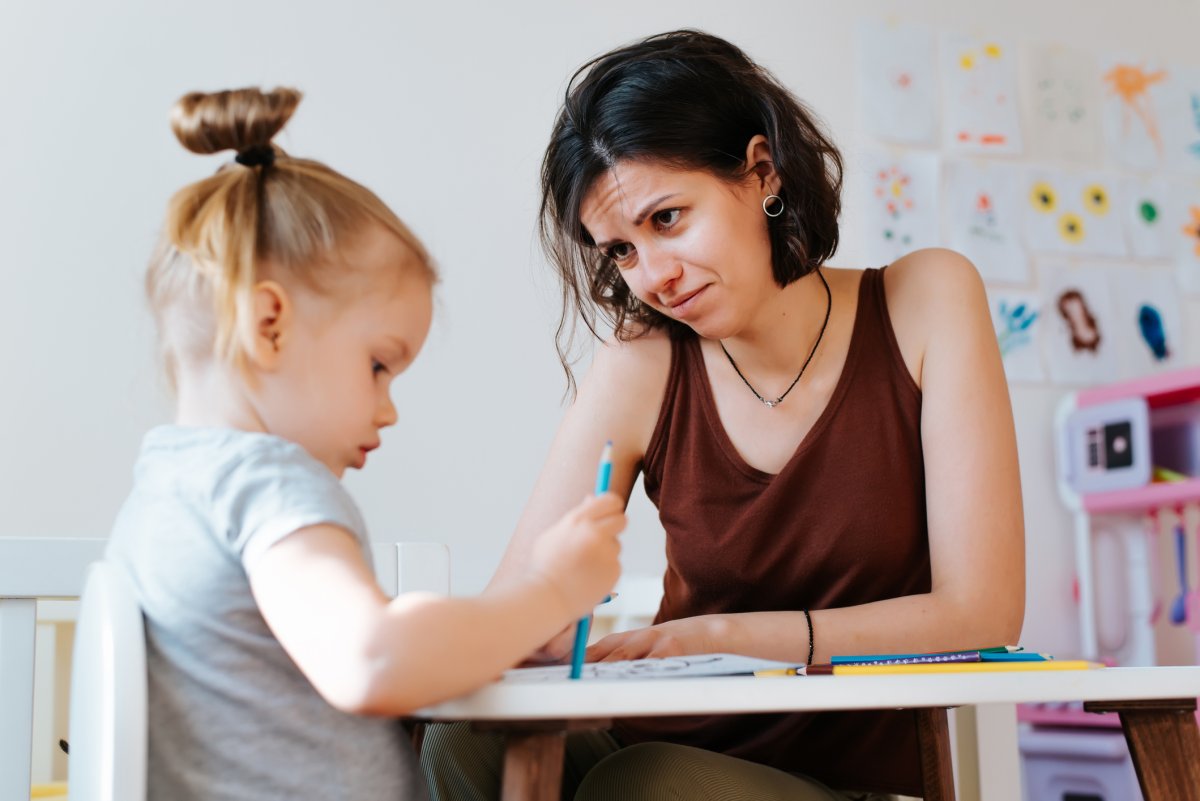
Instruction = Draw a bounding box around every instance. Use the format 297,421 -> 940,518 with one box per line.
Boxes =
106,425 -> 427,801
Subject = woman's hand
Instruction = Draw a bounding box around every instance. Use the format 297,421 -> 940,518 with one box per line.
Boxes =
585,617 -> 720,662
520,622 -> 578,666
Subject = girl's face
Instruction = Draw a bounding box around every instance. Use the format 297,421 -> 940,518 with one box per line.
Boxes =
578,157 -> 778,340
254,226 -> 433,477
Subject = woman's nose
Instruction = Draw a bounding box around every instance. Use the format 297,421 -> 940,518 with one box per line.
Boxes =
639,245 -> 683,295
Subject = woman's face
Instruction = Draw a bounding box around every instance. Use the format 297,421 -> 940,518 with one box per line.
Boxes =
578,156 -> 778,340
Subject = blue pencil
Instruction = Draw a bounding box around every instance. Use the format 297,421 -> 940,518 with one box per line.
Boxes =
570,440 -> 613,680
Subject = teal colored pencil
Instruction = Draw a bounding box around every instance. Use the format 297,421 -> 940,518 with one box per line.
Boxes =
570,441 -> 613,680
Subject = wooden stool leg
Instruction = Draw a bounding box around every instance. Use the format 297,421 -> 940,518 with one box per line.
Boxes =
1084,699 -> 1200,801
916,707 -> 957,801
501,730 -> 566,801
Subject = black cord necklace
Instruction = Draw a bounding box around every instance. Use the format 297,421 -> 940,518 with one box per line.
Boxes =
719,267 -> 832,409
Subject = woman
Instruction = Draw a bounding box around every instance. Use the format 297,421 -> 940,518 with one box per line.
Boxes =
422,29 -> 1024,801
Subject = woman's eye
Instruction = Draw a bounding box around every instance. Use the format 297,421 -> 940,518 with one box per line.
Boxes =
606,242 -> 635,262
653,209 -> 680,228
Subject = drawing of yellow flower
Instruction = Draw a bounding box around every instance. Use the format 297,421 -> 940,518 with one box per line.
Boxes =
1059,213 -> 1085,244
984,43 -> 1002,59
1083,185 -> 1110,216
1030,182 -> 1057,213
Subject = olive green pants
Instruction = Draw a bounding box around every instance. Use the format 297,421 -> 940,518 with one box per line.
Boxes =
419,722 -> 911,801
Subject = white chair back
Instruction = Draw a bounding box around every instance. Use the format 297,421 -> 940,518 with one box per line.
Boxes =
66,562 -> 147,801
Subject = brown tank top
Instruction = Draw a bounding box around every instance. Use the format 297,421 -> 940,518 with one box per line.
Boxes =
613,267 -> 930,797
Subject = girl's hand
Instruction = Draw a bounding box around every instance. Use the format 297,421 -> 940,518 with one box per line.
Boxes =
529,492 -> 624,619
585,617 -> 716,662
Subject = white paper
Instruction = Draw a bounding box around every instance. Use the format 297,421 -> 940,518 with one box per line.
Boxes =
1021,44 -> 1103,163
860,149 -> 941,266
1038,261 -> 1121,385
857,20 -> 939,145
944,160 -> 1029,284
941,33 -> 1023,155
1123,176 -> 1173,261
1108,266 -> 1184,377
1022,168 -> 1128,258
1170,181 -> 1200,294
503,654 -> 802,682
1160,66 -> 1200,176
1101,56 -> 1172,171
988,289 -> 1045,383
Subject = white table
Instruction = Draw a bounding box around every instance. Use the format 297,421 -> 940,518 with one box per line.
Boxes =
414,666 -> 1200,801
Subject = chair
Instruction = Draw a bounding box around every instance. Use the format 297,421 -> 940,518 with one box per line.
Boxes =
65,564 -> 146,801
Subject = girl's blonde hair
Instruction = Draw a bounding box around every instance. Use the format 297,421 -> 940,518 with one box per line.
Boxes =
147,86 -> 435,387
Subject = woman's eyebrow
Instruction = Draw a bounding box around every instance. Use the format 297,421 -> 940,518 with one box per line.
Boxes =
593,193 -> 679,250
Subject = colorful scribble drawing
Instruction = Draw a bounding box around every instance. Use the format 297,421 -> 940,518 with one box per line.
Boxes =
1182,206 -> 1200,257
1103,63 -> 1167,156
1137,304 -> 1169,360
1057,290 -> 1101,353
996,301 -> 1039,356
874,165 -> 915,247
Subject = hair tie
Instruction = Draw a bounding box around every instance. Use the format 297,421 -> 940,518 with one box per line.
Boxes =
235,145 -> 275,168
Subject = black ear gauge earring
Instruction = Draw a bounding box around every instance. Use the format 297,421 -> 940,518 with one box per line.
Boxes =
762,194 -> 785,218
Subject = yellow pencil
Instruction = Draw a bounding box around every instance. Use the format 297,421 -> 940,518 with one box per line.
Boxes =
831,660 -> 1103,676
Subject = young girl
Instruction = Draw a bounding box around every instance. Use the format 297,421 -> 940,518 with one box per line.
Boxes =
104,87 -> 625,801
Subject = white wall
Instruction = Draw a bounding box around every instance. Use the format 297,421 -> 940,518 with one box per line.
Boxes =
4,0 -> 1200,660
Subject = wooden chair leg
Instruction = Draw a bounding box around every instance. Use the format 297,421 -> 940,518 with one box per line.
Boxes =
1084,699 -> 1200,801
916,707 -> 956,801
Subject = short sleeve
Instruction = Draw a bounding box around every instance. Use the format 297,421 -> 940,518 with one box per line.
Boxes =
208,439 -> 369,570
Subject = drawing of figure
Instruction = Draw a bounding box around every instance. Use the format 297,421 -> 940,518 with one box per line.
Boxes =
1057,289 -> 1101,352
1103,63 -> 1167,155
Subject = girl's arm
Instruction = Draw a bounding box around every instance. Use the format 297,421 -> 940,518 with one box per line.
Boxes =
248,492 -> 624,716
587,249 -> 1026,664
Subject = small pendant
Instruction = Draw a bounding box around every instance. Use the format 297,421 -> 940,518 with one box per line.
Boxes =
763,399 -> 779,408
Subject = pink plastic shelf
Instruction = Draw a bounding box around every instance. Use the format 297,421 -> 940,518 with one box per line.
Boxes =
1082,478 -> 1200,515
1017,702 -> 1122,729
1077,366 -> 1200,410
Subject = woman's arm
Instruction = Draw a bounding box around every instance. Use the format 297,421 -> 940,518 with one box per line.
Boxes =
588,250 -> 1025,664
491,333 -> 672,587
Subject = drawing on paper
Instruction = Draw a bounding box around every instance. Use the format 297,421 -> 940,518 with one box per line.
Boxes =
1123,177 -> 1170,260
1104,63 -> 1167,155
1182,206 -> 1200,257
861,150 -> 940,265
996,300 -> 1039,356
1137,305 -> 1169,360
945,160 -> 1028,283
857,21 -> 939,145
942,34 -> 1022,154
1057,290 -> 1101,353
1023,45 -> 1103,162
1023,170 -> 1127,257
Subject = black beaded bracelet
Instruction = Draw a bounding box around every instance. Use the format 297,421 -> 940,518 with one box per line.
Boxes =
803,609 -> 814,666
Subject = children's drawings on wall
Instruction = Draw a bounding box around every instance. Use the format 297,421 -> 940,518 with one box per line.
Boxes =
941,33 -> 1022,155
944,160 -> 1029,284
1039,261 -> 1119,384
857,21 -> 938,146
1123,177 -> 1172,261
1021,44 -> 1103,163
1109,267 -> 1184,377
861,150 -> 940,265
1172,183 -> 1200,294
1023,169 -> 1127,258
1101,57 -> 1171,170
988,289 -> 1045,382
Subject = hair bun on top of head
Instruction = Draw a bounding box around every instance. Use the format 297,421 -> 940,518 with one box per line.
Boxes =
169,87 -> 301,165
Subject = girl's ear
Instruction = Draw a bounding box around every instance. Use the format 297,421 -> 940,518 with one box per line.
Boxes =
744,134 -> 782,197
242,281 -> 293,371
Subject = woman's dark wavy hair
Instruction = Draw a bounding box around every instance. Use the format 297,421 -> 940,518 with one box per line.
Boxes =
540,29 -> 844,389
